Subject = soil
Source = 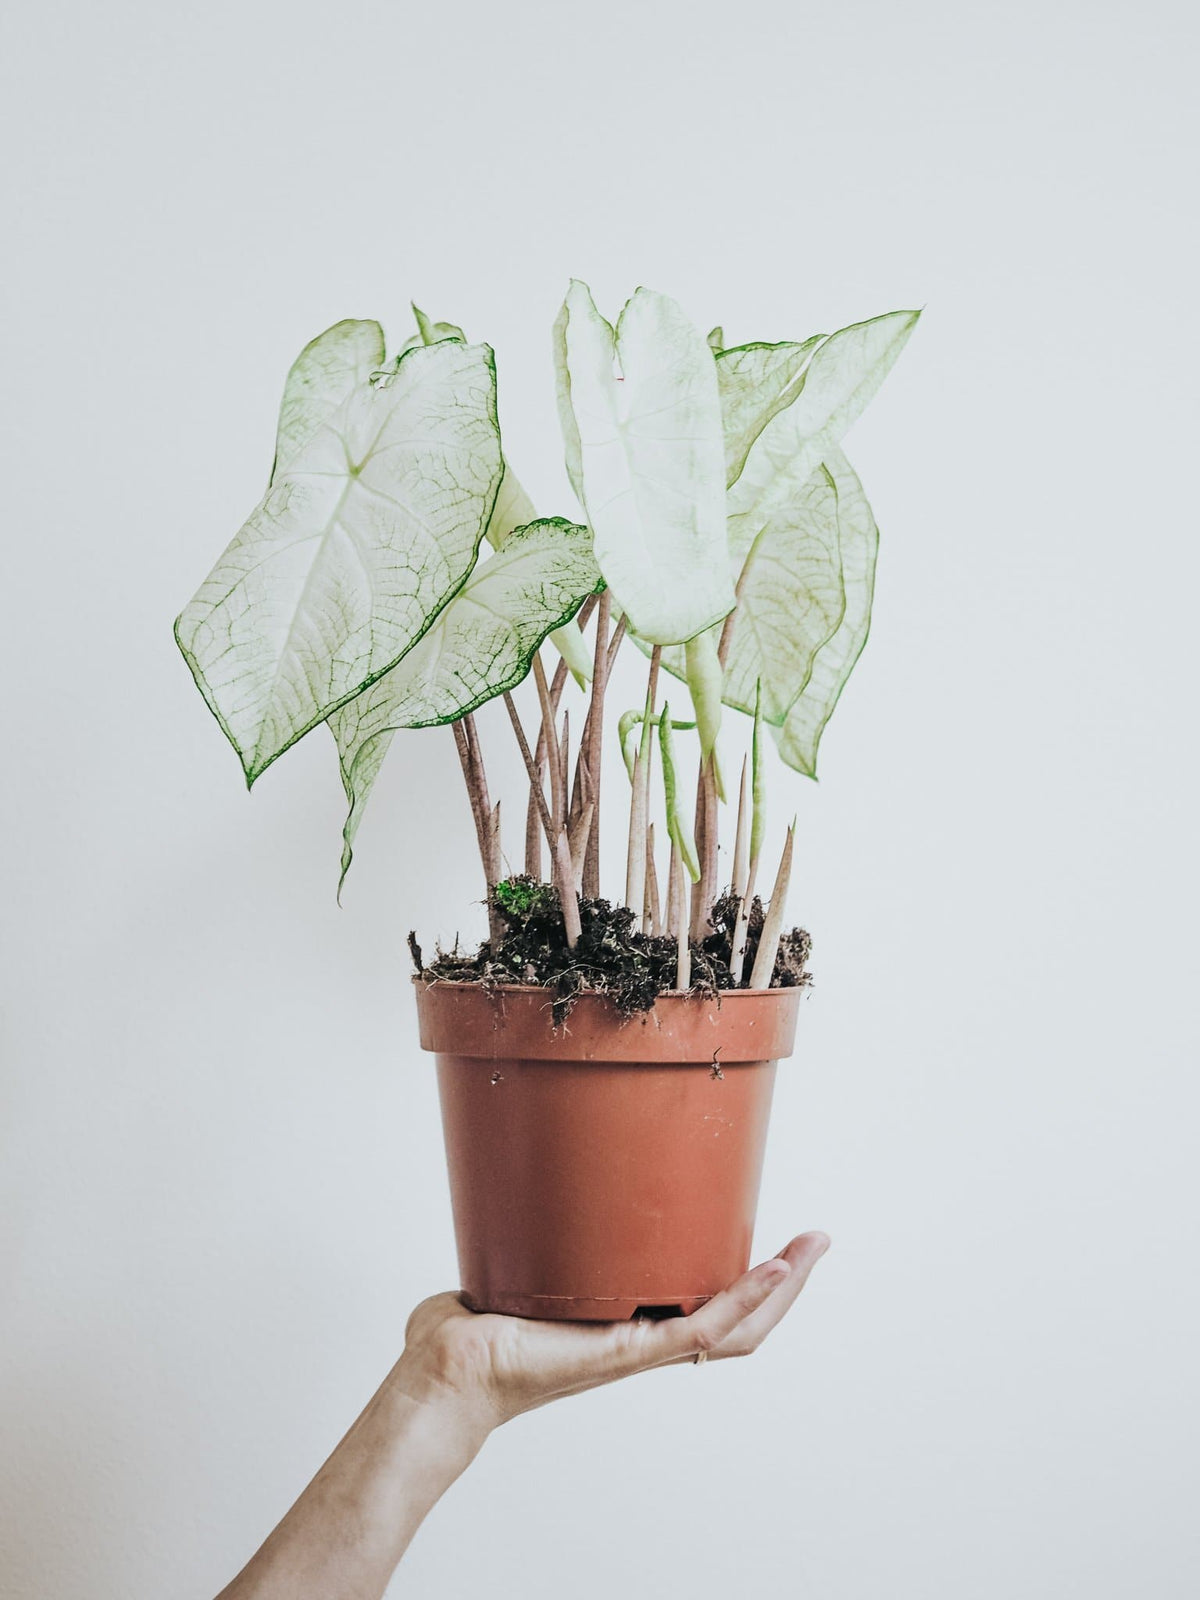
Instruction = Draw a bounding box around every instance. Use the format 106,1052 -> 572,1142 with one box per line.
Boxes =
410,877 -> 811,1025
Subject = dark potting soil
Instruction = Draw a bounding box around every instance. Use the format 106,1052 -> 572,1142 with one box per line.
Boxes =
409,877 -> 811,1026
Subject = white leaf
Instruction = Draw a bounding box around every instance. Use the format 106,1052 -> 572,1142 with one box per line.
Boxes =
271,319 -> 385,483
329,518 -> 602,881
773,449 -> 879,777
642,450 -> 867,728
175,339 -> 502,783
719,456 -> 848,723
555,280 -> 735,645
716,335 -> 824,488
728,310 -> 918,537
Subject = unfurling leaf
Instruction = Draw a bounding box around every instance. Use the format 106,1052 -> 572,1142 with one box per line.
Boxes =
175,335 -> 503,784
398,304 -> 466,355
330,519 -> 602,884
554,280 -> 735,646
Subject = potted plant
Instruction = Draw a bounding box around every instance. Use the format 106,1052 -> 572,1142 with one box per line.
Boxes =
176,283 -> 918,1320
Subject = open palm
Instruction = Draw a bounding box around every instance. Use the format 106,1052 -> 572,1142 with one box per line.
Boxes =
401,1232 -> 830,1427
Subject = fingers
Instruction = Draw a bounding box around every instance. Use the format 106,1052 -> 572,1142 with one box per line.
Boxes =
505,1255 -> 797,1398
632,1253 -> 789,1367
705,1232 -> 830,1358
420,1232 -> 833,1421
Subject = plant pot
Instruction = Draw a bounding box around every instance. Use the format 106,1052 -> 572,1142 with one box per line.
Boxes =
414,979 -> 801,1321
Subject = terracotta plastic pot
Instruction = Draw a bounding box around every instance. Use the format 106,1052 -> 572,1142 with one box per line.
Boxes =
415,980 -> 801,1321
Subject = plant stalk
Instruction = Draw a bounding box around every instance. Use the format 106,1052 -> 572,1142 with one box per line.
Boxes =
748,821 -> 795,991
728,857 -> 757,986
625,646 -> 661,916
524,653 -> 572,879
690,754 -> 720,942
532,654 -> 565,834
732,755 -> 749,901
580,590 -> 613,898
665,836 -> 681,941
569,802 -> 594,887
452,715 -> 504,947
645,821 -> 662,936
502,690 -> 581,947
672,841 -> 691,991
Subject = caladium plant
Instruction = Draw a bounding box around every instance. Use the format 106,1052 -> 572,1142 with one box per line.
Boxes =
176,286 -> 917,997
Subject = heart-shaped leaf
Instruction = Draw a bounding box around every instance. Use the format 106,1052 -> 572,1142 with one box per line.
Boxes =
175,335 -> 503,784
553,280 -> 735,646
773,450 -> 879,777
329,518 -> 602,882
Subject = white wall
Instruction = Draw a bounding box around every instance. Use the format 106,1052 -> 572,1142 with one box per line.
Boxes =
2,2 -> 1197,1596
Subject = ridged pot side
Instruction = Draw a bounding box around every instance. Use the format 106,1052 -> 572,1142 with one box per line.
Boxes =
414,982 -> 802,1321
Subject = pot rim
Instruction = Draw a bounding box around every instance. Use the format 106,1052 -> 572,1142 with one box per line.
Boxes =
412,975 -> 804,1063
411,975 -> 795,1001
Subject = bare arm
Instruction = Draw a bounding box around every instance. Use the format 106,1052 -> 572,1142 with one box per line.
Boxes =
216,1232 -> 830,1600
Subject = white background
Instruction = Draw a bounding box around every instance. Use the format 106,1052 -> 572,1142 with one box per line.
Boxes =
2,2 -> 1197,1596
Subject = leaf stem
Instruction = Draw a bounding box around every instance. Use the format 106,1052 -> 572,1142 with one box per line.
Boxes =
673,840 -> 691,991
690,755 -> 719,941
579,590 -> 612,897
748,820 -> 795,991
532,654 -> 565,835
503,691 -> 581,947
625,645 -> 661,917
525,652 -> 572,878
451,716 -> 503,946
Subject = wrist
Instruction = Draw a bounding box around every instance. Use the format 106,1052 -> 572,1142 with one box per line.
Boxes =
380,1353 -> 496,1477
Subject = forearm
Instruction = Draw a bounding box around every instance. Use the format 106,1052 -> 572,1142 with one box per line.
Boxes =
216,1362 -> 490,1600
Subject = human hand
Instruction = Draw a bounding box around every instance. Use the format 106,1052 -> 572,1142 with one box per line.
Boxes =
393,1231 -> 830,1437
215,1235 -> 830,1599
